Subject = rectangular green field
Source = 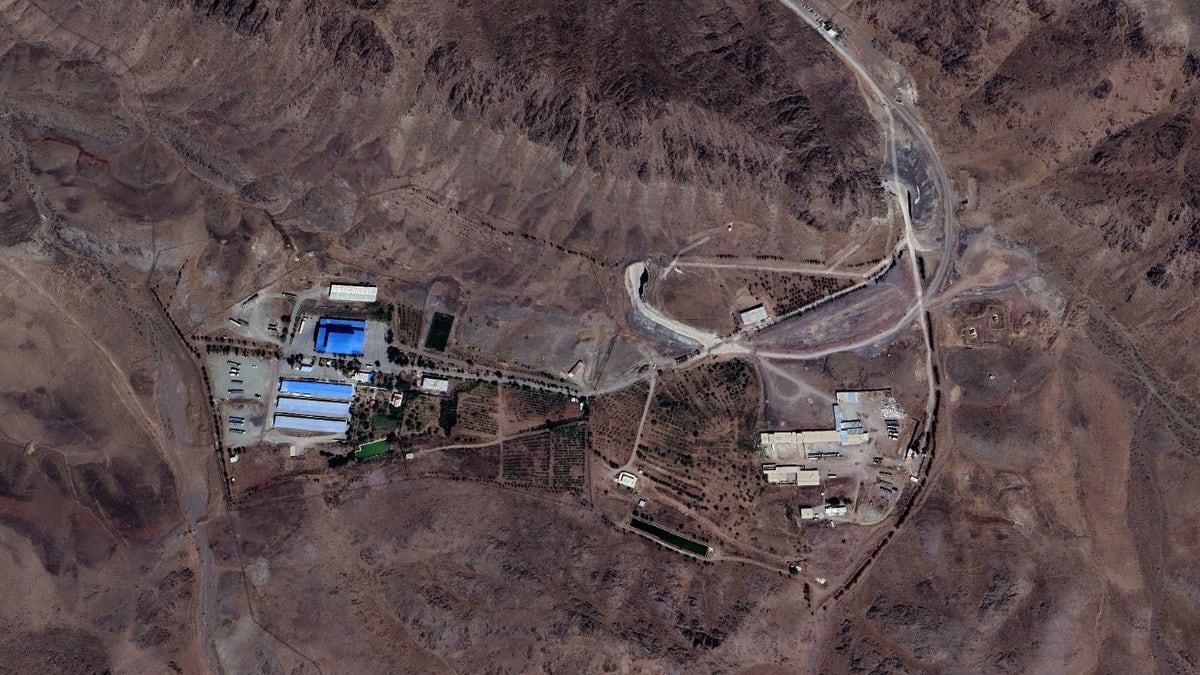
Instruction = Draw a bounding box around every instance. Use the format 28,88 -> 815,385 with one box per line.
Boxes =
355,439 -> 389,460
628,518 -> 709,556
424,312 -> 454,351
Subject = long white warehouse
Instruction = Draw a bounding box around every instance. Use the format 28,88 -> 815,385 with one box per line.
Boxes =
275,397 -> 351,417
272,414 -> 348,434
328,283 -> 378,303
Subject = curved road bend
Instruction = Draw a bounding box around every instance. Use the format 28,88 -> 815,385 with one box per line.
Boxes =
778,0 -> 956,294
624,261 -> 722,348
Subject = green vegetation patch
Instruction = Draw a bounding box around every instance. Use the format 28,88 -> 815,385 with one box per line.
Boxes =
628,518 -> 709,556
370,412 -> 400,432
424,312 -> 454,351
355,439 -> 390,460
438,396 -> 458,436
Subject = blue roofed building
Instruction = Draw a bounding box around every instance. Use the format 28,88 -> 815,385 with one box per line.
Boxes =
278,379 -> 354,399
314,317 -> 366,355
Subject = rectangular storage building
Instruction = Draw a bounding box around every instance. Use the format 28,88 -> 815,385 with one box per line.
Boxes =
329,284 -> 378,303
272,414 -> 348,434
419,376 -> 450,394
314,317 -> 366,355
278,379 -> 354,399
275,397 -> 351,417
762,464 -> 821,486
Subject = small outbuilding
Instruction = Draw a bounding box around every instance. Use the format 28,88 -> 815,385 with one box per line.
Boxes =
739,303 -> 770,326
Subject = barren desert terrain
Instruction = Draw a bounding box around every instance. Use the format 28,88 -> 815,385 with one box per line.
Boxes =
1,0 -> 1199,672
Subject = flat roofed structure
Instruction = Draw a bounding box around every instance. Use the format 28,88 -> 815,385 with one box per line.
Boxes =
314,317 -> 366,355
617,471 -> 638,488
800,430 -> 841,444
279,379 -> 354,399
329,284 -> 378,303
739,303 -> 770,326
799,507 -> 817,520
760,429 -> 848,459
760,431 -> 803,457
275,397 -> 351,417
759,430 -> 843,445
272,414 -> 348,434
762,465 -> 821,486
419,376 -> 450,393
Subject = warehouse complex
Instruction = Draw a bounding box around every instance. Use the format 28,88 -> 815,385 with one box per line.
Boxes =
759,389 -> 905,488
270,378 -> 354,435
760,390 -> 882,461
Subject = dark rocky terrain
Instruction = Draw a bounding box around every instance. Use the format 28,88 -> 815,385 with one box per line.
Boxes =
812,0 -> 1200,671
1,0 -> 1200,672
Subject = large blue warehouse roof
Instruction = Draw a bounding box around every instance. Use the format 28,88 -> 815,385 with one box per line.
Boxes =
314,317 -> 366,355
278,379 -> 354,399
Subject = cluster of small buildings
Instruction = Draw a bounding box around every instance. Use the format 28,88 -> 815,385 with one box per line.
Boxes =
758,390 -> 893,485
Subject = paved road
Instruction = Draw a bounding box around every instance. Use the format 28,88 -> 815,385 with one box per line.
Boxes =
673,258 -> 884,278
748,3 -> 956,366
778,0 -> 956,295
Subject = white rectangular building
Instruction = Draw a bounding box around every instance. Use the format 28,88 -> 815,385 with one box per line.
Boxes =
739,303 -> 770,326
329,283 -> 378,303
272,414 -> 348,434
419,376 -> 450,394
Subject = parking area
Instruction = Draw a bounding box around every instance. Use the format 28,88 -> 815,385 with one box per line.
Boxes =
209,354 -> 277,444
224,292 -> 295,345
